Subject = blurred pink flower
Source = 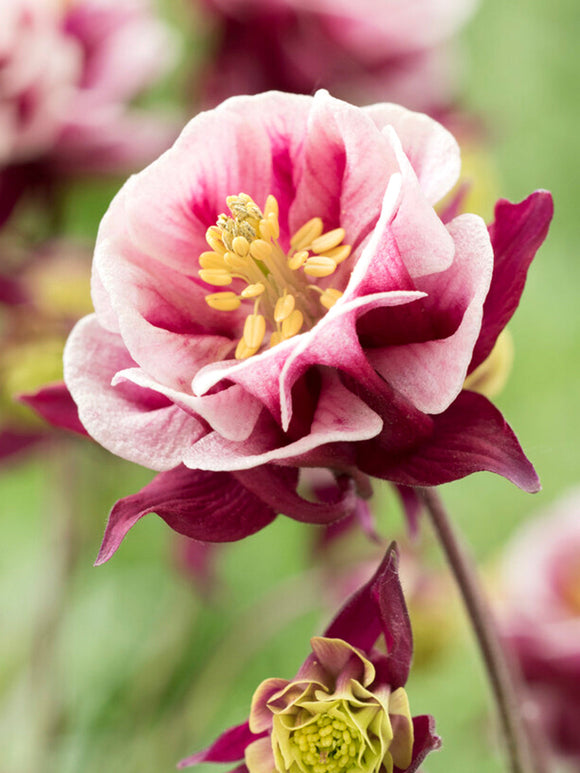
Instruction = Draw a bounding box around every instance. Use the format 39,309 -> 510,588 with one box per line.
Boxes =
499,489 -> 580,761
179,545 -> 440,773
0,0 -> 178,224
28,91 -> 551,558
196,0 -> 478,111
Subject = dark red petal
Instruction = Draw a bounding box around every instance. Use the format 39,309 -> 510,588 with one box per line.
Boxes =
19,382 -> 89,437
322,543 -> 413,688
234,466 -> 360,526
178,721 -> 262,769
393,485 -> 423,535
359,390 -> 540,493
95,466 -> 278,565
470,191 -> 554,372
395,714 -> 441,773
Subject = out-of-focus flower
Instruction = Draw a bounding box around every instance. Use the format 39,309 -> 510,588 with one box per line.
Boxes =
179,544 -> 440,772
194,0 -> 478,112
499,488 -> 580,762
0,0 -> 178,225
28,91 -> 552,560
0,239 -> 92,459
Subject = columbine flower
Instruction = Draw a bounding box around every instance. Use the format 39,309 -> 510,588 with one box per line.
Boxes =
30,90 -> 551,559
498,488 -> 580,761
0,0 -> 177,225
179,545 -> 440,773
195,0 -> 478,111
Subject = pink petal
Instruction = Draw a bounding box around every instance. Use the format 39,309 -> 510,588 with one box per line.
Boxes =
368,213 -> 493,413
64,315 -> 205,471
183,369 -> 383,471
364,102 -> 460,204
95,465 -> 279,565
289,91 -> 397,250
470,191 -> 554,372
250,678 -> 289,733
244,737 -> 276,773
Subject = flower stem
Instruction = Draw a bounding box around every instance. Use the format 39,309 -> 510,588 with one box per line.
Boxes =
417,487 -> 543,773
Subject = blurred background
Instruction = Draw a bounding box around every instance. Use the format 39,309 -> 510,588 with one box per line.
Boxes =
0,0 -> 578,771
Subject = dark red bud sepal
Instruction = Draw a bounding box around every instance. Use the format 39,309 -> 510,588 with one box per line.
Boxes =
20,381 -> 89,437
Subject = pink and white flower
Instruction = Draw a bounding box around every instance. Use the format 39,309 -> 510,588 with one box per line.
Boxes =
196,0 -> 478,111
29,90 -> 552,558
0,0 -> 177,224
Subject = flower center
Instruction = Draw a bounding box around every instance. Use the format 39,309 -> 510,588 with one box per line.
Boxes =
290,711 -> 362,773
199,193 -> 351,359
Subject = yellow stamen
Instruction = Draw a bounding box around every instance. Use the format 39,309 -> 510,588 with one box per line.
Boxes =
310,228 -> 346,254
232,235 -> 250,257
304,257 -> 337,278
287,250 -> 308,271
199,251 -> 226,269
322,244 -> 351,265
290,217 -> 324,251
281,309 -> 304,339
241,283 -> 265,299
249,238 -> 272,262
206,226 -> 226,253
264,194 -> 278,219
269,331 -> 283,348
243,314 -> 266,349
274,293 -> 296,322
199,268 -> 232,286
320,288 -> 343,309
205,292 -> 241,311
235,338 -> 259,360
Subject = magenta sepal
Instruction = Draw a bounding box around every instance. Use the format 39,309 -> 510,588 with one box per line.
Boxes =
356,390 -> 540,493
19,382 -> 88,437
322,544 -> 412,689
399,715 -> 442,773
95,464 -> 360,565
177,722 -> 265,769
470,190 -> 554,372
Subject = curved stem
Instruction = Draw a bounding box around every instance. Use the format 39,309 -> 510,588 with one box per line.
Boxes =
417,487 -> 544,773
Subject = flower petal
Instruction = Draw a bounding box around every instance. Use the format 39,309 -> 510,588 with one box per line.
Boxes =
19,381 -> 88,437
94,465 -> 279,565
64,315 -> 205,471
178,721 -> 262,769
360,390 -> 540,492
398,715 -> 441,773
470,191 -> 554,372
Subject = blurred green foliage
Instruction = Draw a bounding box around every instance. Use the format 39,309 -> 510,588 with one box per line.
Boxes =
1,0 -> 579,771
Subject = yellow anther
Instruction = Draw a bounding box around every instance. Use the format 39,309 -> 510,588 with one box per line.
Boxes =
310,228 -> 346,254
199,251 -> 226,270
224,251 -> 250,272
259,218 -> 274,241
267,211 -> 280,240
235,338 -> 259,360
206,226 -> 226,253
199,268 -> 233,286
264,194 -> 279,219
232,235 -> 250,257
241,283 -> 265,299
274,293 -> 295,322
205,292 -> 241,311
320,288 -> 343,310
322,244 -> 351,264
290,217 -> 324,251
287,250 -> 308,270
250,238 -> 272,262
270,331 -> 283,348
243,314 -> 266,349
281,309 -> 303,339
304,256 -> 338,278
